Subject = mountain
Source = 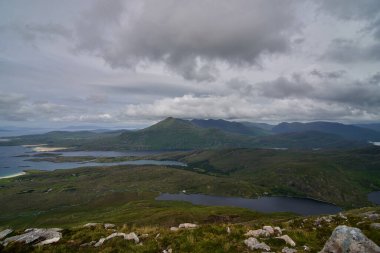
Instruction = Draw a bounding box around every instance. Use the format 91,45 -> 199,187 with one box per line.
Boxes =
191,119 -> 268,136
355,123 -> 380,133
272,121 -> 380,142
240,121 -> 275,131
120,117 -> 253,150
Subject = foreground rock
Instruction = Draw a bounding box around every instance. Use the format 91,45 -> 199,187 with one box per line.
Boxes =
244,237 -> 271,251
94,232 -> 139,247
0,229 -> 13,240
319,225 -> 380,253
2,228 -> 62,246
178,223 -> 198,229
276,235 -> 296,247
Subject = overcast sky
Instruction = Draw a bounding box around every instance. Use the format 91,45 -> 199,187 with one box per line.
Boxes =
1,0 -> 380,128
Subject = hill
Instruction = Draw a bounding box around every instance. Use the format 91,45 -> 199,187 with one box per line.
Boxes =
191,119 -> 268,136
272,121 -> 380,142
119,117 -> 254,150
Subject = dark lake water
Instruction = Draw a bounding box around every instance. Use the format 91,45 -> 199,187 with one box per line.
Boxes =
0,146 -> 185,178
156,193 -> 342,215
368,191 -> 380,205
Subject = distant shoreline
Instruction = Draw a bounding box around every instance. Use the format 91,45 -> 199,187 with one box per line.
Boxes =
0,171 -> 26,179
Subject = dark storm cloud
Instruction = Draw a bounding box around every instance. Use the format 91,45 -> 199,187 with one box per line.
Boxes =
75,0 -> 299,81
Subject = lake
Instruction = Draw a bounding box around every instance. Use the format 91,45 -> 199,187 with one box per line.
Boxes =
156,193 -> 342,215
368,191 -> 380,205
0,146 -> 185,178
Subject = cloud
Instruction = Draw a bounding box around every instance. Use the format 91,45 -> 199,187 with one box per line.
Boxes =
75,0 -> 299,81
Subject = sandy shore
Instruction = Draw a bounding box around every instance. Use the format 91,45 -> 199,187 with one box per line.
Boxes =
32,146 -> 68,152
0,172 -> 26,179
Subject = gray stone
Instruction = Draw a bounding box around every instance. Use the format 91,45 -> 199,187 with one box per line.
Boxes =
2,228 -> 62,246
319,225 -> 380,253
83,223 -> 99,228
276,235 -> 296,247
178,223 -> 198,229
244,237 -> 271,251
282,247 -> 297,253
371,223 -> 380,230
94,232 -> 139,247
0,229 -> 13,240
104,223 -> 115,229
245,229 -> 270,237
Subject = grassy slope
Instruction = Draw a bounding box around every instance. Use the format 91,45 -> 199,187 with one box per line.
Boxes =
148,147 -> 380,207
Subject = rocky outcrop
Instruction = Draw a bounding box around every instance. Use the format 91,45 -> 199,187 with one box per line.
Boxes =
276,235 -> 296,247
245,225 -> 281,238
94,232 -> 139,247
282,247 -> 297,253
83,223 -> 99,228
104,223 -> 115,229
178,223 -> 198,229
244,237 -> 271,251
2,228 -> 62,246
319,225 -> 380,253
0,229 -> 13,240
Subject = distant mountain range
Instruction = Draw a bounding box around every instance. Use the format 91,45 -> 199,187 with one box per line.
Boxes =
3,117 -> 379,150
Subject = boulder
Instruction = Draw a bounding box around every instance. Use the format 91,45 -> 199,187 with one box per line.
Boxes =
104,223 -> 115,229
244,237 -> 270,251
276,235 -> 296,247
83,223 -> 99,228
0,229 -> 13,240
178,223 -> 198,229
282,247 -> 297,253
263,226 -> 275,235
2,228 -> 62,246
274,226 -> 282,235
245,229 -> 270,237
94,232 -> 139,247
319,225 -> 380,253
370,223 -> 380,230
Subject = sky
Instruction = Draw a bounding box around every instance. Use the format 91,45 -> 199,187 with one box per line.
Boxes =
1,0 -> 380,128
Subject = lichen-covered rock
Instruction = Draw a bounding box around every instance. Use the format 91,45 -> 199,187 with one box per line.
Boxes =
276,235 -> 296,247
94,232 -> 139,247
83,223 -> 99,228
263,226 -> 275,235
282,247 -> 297,253
371,223 -> 380,230
2,228 -> 62,246
245,229 -> 270,237
104,223 -> 115,229
178,223 -> 198,229
0,229 -> 13,240
244,237 -> 271,251
319,225 -> 380,253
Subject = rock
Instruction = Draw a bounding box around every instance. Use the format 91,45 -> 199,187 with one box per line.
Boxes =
104,223 -> 115,229
276,235 -> 296,247
2,228 -> 62,246
245,229 -> 270,237
274,226 -> 282,235
80,241 -> 96,247
338,212 -> 347,220
178,223 -> 198,229
371,223 -> 380,230
163,248 -> 173,253
94,232 -> 139,247
170,227 -> 179,231
155,233 -> 160,239
282,247 -> 297,253
319,225 -> 380,253
244,237 -> 271,251
0,229 -> 13,240
83,223 -> 99,228
94,238 -> 106,247
263,226 -> 274,235
315,216 -> 332,226
140,233 -> 149,239
227,226 -> 231,234
303,245 -> 310,251
369,213 -> 380,221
